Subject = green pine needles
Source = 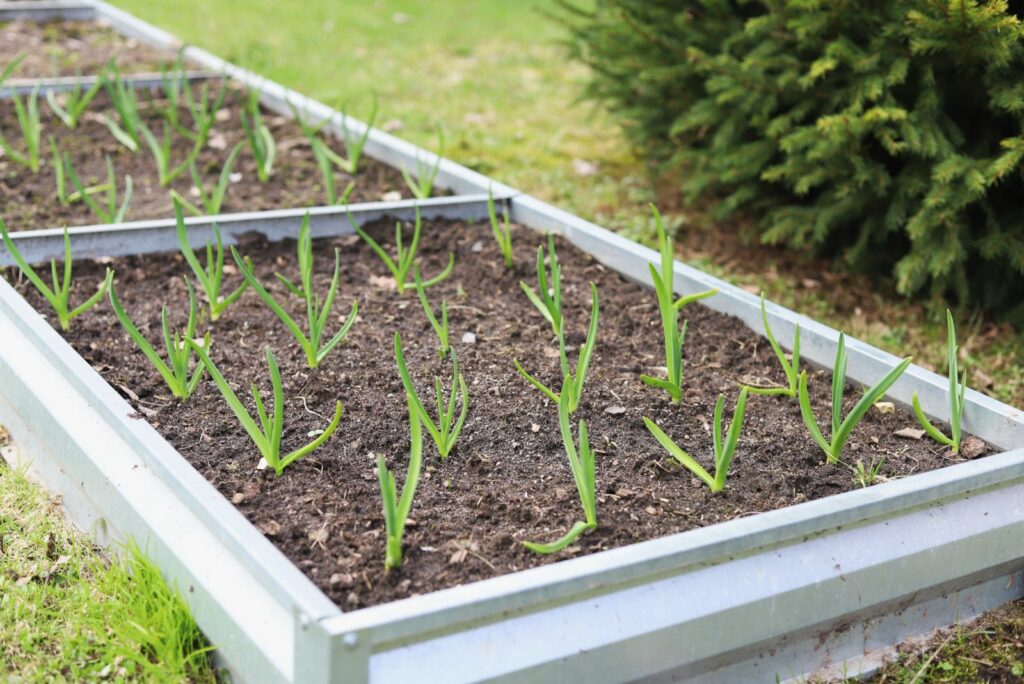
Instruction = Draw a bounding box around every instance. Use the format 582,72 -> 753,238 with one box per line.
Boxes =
187,343 -> 343,476
912,310 -> 967,453
394,332 -> 468,459
377,398 -> 424,570
746,293 -> 801,397
232,213 -> 358,368
352,207 -> 455,293
640,206 -> 716,402
643,388 -> 749,493
0,221 -> 112,331
523,376 -> 597,554
799,333 -> 912,464
174,200 -> 248,321
109,278 -> 209,402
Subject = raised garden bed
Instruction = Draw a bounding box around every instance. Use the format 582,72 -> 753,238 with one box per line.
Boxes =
0,4 -> 1022,683
5,214 -> 997,610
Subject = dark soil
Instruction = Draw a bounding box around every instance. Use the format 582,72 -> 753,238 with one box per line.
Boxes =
0,81 -> 427,231
5,218 -> 993,610
1,20 -> 175,78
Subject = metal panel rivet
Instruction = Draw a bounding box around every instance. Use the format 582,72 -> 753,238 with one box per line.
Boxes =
342,633 -> 359,650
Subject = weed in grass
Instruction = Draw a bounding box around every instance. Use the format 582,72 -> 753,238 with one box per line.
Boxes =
233,212 -> 358,368
514,281 -> 598,414
799,333 -> 912,464
188,343 -> 343,475
852,456 -> 886,488
377,397 -> 424,570
174,198 -> 249,321
0,465 -> 215,682
171,142 -> 244,216
395,332 -> 468,459
912,309 -> 967,453
413,264 -> 450,357
641,205 -> 717,402
109,277 -> 209,401
643,388 -> 749,493
0,83 -> 42,172
746,292 -> 801,398
0,221 -> 112,331
101,63 -> 142,151
352,206 -> 455,293
523,376 -> 597,554
139,119 -> 204,187
46,76 -> 103,129
240,87 -> 276,181
400,125 -> 444,199
487,185 -> 513,268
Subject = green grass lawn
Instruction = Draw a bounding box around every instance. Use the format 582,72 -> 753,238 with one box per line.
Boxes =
2,0 -> 1022,679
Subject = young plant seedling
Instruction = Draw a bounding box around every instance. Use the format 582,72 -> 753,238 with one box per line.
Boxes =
746,292 -> 801,397
912,309 -> 967,453
240,87 -> 276,181
413,264 -> 449,357
139,119 -> 204,187
394,332 -> 468,459
109,277 -> 209,401
174,199 -> 249,321
182,77 -> 227,144
351,206 -> 455,293
0,221 -> 112,331
515,282 -> 599,414
520,233 -> 562,336
232,213 -> 358,368
187,343 -> 343,476
400,125 -> 444,199
1,52 -> 25,87
0,83 -> 42,172
101,63 -> 142,151
66,155 -> 132,224
171,142 -> 243,216
312,139 -> 356,205
336,96 -> 376,175
643,388 -> 749,493
853,456 -> 886,488
640,205 -> 716,402
46,76 -> 103,129
523,376 -> 597,554
798,333 -> 912,464
377,398 -> 424,570
487,186 -> 514,269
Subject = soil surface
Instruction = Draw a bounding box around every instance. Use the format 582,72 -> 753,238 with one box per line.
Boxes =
1,20 -> 174,78
5,218 -> 992,610
0,81 -> 428,231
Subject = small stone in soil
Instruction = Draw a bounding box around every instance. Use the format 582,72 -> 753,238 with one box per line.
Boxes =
462,332 -> 477,344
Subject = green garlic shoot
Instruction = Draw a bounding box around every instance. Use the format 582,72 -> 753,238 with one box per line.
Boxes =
487,185 -> 513,268
413,264 -> 450,358
394,332 -> 468,459
352,206 -> 455,293
47,76 -> 103,130
187,343 -> 342,476
240,87 -> 275,182
0,83 -> 42,172
912,309 -> 967,453
515,282 -> 599,414
139,119 -> 204,187
400,125 -> 444,199
171,142 -> 243,216
640,205 -> 716,402
101,63 -> 142,151
523,375 -> 597,554
174,199 -> 249,321
232,212 -> 358,368
520,233 -> 562,336
377,397 -> 424,570
643,388 -> 749,493
66,155 -> 132,224
109,277 -> 209,401
0,221 -> 112,331
798,333 -> 912,464
746,292 -> 801,397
